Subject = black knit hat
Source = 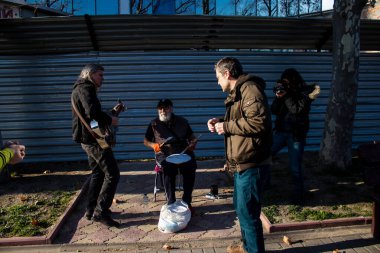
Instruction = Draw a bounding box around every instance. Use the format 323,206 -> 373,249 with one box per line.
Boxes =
157,99 -> 173,108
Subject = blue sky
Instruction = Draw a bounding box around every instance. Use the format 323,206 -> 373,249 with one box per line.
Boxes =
28,0 -> 333,16
322,0 -> 333,10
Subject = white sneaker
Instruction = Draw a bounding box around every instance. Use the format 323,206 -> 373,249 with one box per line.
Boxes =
205,192 -> 219,199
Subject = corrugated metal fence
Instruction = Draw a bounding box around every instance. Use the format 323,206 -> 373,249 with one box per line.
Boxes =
0,51 -> 379,163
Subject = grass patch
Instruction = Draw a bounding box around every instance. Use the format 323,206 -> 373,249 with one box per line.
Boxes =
262,202 -> 372,224
262,205 -> 280,223
0,191 -> 75,237
287,204 -> 372,222
262,151 -> 373,224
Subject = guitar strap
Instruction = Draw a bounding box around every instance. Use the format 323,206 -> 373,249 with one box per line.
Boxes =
71,96 -> 101,139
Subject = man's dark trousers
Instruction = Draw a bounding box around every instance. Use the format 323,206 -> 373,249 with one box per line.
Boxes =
161,159 -> 196,206
81,143 -> 120,217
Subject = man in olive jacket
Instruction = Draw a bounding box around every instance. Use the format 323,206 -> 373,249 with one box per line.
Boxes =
207,57 -> 272,253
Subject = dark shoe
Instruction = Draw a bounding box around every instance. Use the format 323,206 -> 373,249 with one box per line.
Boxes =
188,204 -> 195,217
85,209 -> 94,220
93,215 -> 120,228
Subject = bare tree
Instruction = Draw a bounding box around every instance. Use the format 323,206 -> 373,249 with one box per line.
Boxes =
176,0 -> 195,14
319,0 -> 376,170
299,0 -> 321,15
29,0 -> 67,11
236,0 -> 258,15
237,0 -> 320,17
261,0 -> 275,16
278,0 -> 321,16
131,0 -> 153,14
202,0 -> 216,14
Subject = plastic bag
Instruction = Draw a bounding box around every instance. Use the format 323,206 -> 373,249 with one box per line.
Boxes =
158,200 -> 191,233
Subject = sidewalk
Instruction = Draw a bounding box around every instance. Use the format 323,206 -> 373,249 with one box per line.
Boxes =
54,159 -> 241,245
1,159 -> 379,252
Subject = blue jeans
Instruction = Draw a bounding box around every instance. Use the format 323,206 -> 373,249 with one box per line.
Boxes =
272,131 -> 305,199
234,165 -> 269,253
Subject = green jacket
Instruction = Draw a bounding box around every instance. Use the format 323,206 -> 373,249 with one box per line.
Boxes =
0,148 -> 14,171
223,74 -> 272,172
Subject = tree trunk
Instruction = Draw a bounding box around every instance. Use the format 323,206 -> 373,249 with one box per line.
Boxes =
319,0 -> 368,170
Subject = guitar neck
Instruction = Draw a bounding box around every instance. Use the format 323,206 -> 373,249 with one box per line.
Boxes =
111,102 -> 126,117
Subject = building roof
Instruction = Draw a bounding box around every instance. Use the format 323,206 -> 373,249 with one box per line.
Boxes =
0,15 -> 379,55
1,0 -> 69,16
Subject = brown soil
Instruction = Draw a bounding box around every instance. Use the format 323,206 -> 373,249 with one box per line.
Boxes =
0,161 -> 89,207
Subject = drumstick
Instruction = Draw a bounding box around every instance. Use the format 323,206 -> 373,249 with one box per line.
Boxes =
180,134 -> 202,154
160,136 -> 174,147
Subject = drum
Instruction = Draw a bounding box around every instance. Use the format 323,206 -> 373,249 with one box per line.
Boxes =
166,153 -> 191,164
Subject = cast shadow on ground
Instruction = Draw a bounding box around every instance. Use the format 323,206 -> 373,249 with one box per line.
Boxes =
53,195 -> 87,244
12,161 -> 89,174
116,202 -> 236,232
266,237 -> 380,253
116,170 -> 232,195
266,152 -> 372,207
0,174 -> 88,195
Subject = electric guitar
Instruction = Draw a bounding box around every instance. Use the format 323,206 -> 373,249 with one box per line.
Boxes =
90,99 -> 126,149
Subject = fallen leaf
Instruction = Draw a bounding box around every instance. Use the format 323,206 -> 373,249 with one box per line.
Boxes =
31,219 -> 39,226
162,244 -> 172,250
19,195 -> 28,201
283,235 -> 292,245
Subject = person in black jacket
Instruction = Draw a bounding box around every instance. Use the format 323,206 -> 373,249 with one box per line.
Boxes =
71,63 -> 121,227
144,99 -> 198,214
271,68 -> 320,205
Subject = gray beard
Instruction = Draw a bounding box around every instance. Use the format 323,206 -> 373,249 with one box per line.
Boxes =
159,113 -> 171,122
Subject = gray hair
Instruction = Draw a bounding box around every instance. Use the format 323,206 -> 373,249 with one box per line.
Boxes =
215,57 -> 243,79
78,63 -> 104,83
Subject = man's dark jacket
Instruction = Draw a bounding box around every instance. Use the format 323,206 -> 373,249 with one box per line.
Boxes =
271,88 -> 312,141
72,79 -> 112,145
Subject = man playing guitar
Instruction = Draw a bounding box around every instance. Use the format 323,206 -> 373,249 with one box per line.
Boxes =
71,63 -> 121,228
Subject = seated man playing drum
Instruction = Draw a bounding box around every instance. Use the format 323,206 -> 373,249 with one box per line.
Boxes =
143,99 -> 198,214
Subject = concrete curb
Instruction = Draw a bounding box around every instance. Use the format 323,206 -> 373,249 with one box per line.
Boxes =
261,212 -> 372,233
0,177 -> 90,247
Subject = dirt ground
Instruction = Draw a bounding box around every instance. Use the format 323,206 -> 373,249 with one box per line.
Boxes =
0,161 -> 89,209
0,151 -> 374,236
264,151 -> 373,223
